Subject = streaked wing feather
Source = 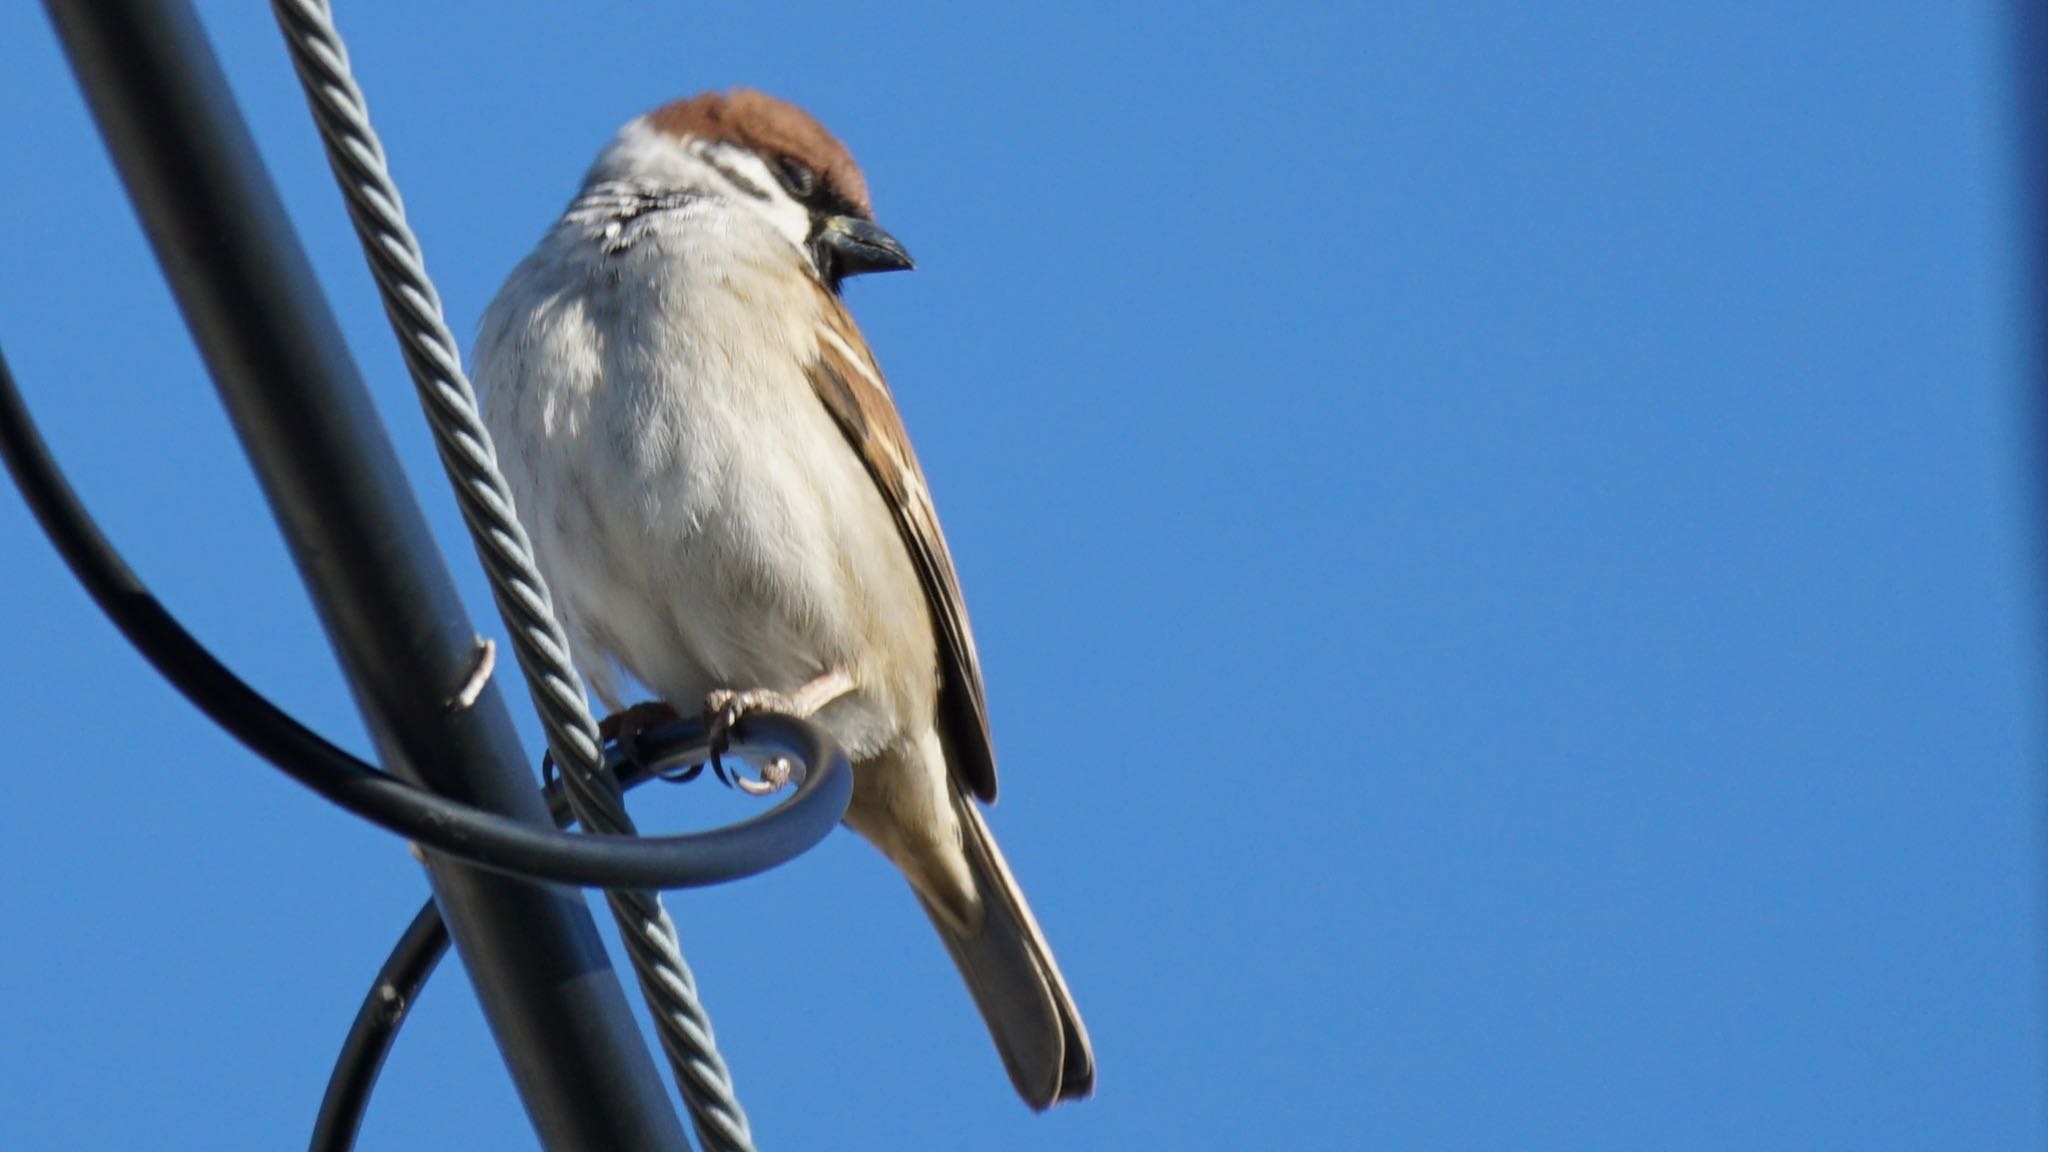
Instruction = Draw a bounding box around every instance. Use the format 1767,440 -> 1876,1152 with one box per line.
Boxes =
807,293 -> 998,802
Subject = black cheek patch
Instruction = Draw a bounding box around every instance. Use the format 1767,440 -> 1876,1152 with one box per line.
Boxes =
707,156 -> 770,202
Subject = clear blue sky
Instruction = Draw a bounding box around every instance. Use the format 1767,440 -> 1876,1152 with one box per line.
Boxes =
1,2 -> 2040,1148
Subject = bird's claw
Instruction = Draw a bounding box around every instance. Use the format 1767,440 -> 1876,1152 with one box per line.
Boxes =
735,757 -> 795,795
596,700 -> 682,773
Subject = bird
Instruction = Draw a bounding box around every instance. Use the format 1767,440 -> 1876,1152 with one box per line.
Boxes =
472,88 -> 1093,1109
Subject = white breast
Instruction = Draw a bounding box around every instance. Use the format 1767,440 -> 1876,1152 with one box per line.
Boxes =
473,197 -> 935,760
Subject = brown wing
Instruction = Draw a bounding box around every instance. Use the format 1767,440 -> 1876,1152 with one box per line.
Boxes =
807,292 -> 998,802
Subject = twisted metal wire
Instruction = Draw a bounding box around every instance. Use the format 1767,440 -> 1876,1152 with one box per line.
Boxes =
266,2 -> 756,1147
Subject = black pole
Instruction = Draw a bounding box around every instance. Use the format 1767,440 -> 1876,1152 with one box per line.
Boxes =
39,3 -> 690,1148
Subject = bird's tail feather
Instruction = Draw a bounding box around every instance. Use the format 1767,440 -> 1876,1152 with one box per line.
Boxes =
916,786 -> 1095,1110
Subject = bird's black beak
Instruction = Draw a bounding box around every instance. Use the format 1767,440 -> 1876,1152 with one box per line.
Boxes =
813,215 -> 915,283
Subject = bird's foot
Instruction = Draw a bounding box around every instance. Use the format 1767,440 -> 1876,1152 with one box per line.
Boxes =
703,671 -> 856,794
704,687 -> 803,794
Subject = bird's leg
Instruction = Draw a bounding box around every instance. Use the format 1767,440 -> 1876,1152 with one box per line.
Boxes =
595,699 -> 682,773
705,669 -> 857,795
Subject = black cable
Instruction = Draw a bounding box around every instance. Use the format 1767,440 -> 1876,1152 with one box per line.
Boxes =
0,348 -> 852,889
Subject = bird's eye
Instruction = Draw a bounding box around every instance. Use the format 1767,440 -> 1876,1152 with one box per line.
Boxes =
775,157 -> 818,200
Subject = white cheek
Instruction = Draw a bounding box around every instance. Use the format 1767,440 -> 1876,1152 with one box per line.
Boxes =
764,195 -> 812,253
695,142 -> 812,252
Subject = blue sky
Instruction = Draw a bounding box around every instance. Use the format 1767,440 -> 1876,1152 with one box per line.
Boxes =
1,2 -> 2041,1148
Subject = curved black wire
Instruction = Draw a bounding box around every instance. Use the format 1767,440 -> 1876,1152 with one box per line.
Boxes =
0,348 -> 853,889
309,899 -> 445,1152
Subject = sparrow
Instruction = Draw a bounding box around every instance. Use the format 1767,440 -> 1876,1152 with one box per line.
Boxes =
472,89 -> 1093,1109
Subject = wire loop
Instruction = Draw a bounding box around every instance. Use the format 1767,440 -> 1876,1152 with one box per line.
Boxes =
0,348 -> 853,893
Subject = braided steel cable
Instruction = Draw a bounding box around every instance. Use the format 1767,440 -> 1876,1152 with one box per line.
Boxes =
267,2 -> 759,1147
